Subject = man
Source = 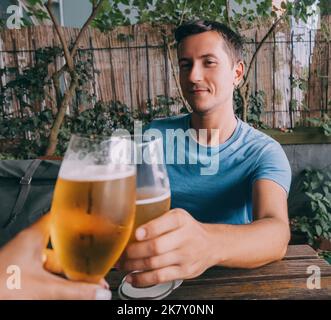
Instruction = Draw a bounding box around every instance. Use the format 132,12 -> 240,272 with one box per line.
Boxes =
119,20 -> 291,288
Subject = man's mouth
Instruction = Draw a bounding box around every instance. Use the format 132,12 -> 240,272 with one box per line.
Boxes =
189,88 -> 209,94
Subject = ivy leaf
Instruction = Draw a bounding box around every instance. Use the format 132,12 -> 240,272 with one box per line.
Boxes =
315,225 -> 322,237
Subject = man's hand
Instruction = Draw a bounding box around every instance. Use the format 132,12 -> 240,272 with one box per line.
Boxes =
0,214 -> 111,300
119,209 -> 214,288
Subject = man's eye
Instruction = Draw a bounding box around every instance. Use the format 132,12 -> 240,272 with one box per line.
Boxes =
206,60 -> 216,65
180,64 -> 191,69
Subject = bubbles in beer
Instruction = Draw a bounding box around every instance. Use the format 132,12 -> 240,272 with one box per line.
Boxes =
59,162 -> 135,182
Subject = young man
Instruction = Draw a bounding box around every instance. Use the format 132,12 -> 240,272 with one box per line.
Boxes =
120,21 -> 292,287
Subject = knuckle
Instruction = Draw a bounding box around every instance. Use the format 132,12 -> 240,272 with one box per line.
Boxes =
146,224 -> 157,237
153,271 -> 165,284
144,257 -> 157,269
176,208 -> 191,222
150,240 -> 162,255
183,264 -> 194,277
122,261 -> 132,271
174,210 -> 185,227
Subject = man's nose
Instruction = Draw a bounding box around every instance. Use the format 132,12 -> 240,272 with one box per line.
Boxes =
187,64 -> 203,83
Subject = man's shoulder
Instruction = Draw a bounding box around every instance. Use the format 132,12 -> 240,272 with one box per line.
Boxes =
239,120 -> 279,147
236,121 -> 286,161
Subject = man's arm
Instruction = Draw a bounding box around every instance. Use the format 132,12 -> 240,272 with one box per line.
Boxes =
120,179 -> 290,287
205,179 -> 290,269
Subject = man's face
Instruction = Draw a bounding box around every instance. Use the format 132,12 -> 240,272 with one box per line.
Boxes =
178,31 -> 242,114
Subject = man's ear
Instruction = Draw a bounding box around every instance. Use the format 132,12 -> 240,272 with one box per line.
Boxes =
234,61 -> 245,86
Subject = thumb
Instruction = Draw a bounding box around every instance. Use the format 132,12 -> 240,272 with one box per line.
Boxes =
42,249 -> 110,289
27,213 -> 51,249
13,213 -> 51,256
43,248 -> 63,275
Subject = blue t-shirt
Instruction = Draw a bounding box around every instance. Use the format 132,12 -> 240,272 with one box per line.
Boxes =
146,114 -> 291,225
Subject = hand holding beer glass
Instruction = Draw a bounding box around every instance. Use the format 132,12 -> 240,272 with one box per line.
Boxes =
50,135 -> 136,284
118,135 -> 182,300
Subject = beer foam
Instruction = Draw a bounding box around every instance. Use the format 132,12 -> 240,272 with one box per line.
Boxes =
136,188 -> 171,205
59,162 -> 135,181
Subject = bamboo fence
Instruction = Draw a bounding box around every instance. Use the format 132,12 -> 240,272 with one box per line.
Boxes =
0,18 -> 330,128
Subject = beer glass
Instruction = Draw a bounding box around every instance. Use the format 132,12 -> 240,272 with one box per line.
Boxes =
118,135 -> 182,300
50,134 -> 136,283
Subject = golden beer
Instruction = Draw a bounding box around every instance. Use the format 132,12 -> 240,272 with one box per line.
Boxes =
50,167 -> 136,283
130,187 -> 170,242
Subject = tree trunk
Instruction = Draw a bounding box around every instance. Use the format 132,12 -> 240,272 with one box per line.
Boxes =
240,83 -> 250,122
45,73 -> 78,156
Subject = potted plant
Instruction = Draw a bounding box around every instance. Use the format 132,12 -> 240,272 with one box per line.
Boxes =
289,168 -> 331,262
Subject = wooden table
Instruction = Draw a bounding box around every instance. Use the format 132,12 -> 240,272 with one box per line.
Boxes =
107,245 -> 331,300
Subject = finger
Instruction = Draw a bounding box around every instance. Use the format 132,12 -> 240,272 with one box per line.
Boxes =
127,266 -> 182,288
135,210 -> 186,241
114,253 -> 126,269
99,278 -> 110,290
48,275 -> 112,300
126,229 -> 183,259
42,251 -> 110,290
42,248 -> 63,275
122,251 -> 180,272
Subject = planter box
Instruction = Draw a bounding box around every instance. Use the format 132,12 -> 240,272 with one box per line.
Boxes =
261,127 -> 331,145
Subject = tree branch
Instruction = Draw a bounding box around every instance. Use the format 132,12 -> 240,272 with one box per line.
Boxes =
45,74 -> 78,156
240,82 -> 250,122
225,0 -> 231,27
51,71 -> 63,113
70,0 -> 105,58
45,0 -> 74,72
178,0 -> 188,26
240,15 -> 284,90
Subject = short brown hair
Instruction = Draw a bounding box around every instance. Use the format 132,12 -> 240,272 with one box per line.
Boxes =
175,20 -> 243,65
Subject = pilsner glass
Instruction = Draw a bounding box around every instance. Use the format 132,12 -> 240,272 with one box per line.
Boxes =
118,135 -> 182,300
50,134 -> 136,283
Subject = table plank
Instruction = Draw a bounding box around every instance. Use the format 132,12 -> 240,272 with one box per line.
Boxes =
107,245 -> 331,300
107,258 -> 331,289
183,259 -> 331,285
164,277 -> 331,300
284,245 -> 318,260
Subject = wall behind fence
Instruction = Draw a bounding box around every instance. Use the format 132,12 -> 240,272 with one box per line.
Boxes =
0,19 -> 330,129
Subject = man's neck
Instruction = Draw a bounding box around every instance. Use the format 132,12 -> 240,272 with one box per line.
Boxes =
190,107 -> 238,146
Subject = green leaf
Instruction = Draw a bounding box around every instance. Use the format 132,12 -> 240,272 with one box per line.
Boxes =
317,200 -> 328,214
26,0 -> 43,5
281,1 -> 287,9
315,193 -> 323,200
307,118 -> 321,125
306,192 -> 317,200
315,225 -> 322,237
